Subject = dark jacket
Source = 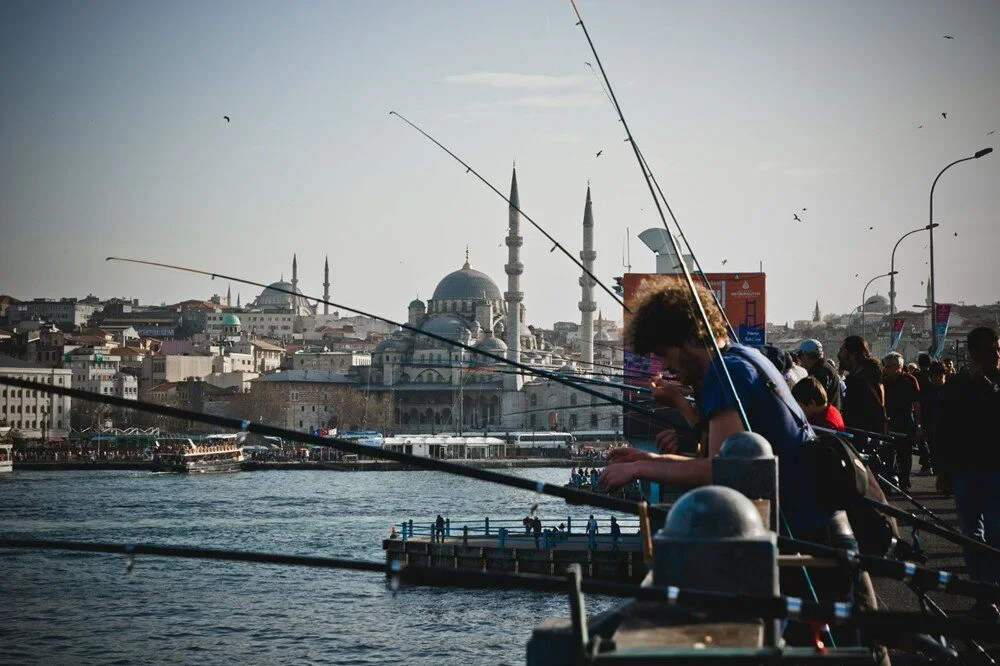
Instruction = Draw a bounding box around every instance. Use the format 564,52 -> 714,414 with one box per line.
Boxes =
842,360 -> 887,434
938,368 -> 1000,473
809,358 -> 843,410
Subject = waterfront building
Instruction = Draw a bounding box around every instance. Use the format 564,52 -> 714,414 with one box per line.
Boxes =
0,355 -> 72,439
65,346 -> 137,400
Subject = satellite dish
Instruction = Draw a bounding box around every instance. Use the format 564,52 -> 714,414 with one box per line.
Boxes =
638,228 -> 671,254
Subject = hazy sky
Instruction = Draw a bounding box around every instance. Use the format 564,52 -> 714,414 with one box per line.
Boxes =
2,0 -> 997,327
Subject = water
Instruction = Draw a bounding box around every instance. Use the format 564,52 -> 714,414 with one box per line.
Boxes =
0,468 -> 620,665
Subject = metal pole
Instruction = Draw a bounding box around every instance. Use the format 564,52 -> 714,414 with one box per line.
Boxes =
929,148 -> 993,355
890,225 -> 937,318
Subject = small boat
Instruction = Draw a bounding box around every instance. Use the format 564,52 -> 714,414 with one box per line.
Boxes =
151,434 -> 245,474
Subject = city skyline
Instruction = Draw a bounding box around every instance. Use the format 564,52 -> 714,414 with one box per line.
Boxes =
2,1 -> 998,326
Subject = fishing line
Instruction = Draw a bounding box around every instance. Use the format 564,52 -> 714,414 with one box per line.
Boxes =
1,537 -> 996,640
387,110 -> 628,313
104,257 -> 689,434
568,0 -> 749,429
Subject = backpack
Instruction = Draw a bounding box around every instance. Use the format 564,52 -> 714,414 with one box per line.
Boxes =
725,347 -> 897,555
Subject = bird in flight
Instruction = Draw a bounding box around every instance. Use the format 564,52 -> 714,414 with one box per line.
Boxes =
942,35 -> 954,39
954,232 -> 958,237
802,208 -> 807,211
223,116 -> 230,123
942,112 -> 948,119
722,259 -> 728,265
793,214 -> 801,222
869,226 -> 874,230
917,125 -> 923,129
988,130 -> 995,136
855,273 -> 859,278
596,150 -> 603,158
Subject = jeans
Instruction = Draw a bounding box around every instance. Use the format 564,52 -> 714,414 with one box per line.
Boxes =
951,471 -> 1000,584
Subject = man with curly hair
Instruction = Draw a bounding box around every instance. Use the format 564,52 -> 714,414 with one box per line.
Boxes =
601,280 -> 835,538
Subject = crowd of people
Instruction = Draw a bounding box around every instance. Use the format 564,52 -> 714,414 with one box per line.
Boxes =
569,467 -> 603,486
598,280 -> 1000,639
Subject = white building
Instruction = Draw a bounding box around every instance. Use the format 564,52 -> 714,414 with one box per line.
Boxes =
9,298 -> 101,329
0,356 -> 73,438
291,349 -> 371,373
65,346 -> 136,400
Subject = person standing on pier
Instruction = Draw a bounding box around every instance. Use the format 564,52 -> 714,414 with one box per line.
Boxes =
531,516 -> 542,549
883,352 -> 922,491
610,516 -> 621,551
435,514 -> 445,543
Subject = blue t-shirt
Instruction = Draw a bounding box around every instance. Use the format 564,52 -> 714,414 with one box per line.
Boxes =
700,343 -> 832,534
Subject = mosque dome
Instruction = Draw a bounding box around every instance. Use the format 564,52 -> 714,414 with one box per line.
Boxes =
254,281 -> 300,308
222,313 -> 241,327
421,314 -> 471,341
409,298 -> 426,309
864,294 -> 890,313
431,262 -> 502,301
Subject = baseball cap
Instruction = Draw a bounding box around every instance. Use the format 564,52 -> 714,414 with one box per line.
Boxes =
798,339 -> 823,356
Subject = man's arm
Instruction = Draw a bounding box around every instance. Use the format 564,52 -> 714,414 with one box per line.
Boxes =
600,409 -> 744,489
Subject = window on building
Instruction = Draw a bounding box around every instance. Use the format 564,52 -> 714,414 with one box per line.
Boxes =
530,394 -> 537,406
570,394 -> 577,406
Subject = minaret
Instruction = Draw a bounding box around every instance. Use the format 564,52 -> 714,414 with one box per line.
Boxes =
226,284 -> 232,308
292,254 -> 299,292
504,165 -> 523,389
237,292 -> 241,308
323,256 -> 330,315
579,185 -> 596,375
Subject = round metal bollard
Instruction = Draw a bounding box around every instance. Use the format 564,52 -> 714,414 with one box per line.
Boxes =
661,485 -> 767,540
713,431 -> 778,530
717,431 -> 773,460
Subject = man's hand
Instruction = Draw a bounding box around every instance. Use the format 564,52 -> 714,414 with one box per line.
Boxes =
600,462 -> 637,492
650,379 -> 692,408
605,447 -> 657,464
655,429 -> 679,454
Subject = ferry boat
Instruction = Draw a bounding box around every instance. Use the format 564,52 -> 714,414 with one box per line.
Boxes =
151,434 -> 245,474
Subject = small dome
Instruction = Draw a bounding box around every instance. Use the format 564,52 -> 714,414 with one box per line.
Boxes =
409,299 -> 425,309
431,263 -> 502,301
421,314 -> 470,341
474,335 -> 508,354
222,313 -> 241,327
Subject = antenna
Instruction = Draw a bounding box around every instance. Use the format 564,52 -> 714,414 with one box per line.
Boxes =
622,227 -> 632,273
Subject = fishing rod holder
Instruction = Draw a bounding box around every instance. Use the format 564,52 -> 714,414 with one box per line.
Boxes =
712,431 -> 778,530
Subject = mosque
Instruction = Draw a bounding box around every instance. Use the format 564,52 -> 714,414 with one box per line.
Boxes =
368,168 -> 622,435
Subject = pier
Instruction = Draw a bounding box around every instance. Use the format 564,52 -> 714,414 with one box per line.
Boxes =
383,517 -> 645,583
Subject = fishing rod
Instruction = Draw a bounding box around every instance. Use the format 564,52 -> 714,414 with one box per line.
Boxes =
104,257 -> 691,435
864,497 -> 1000,561
779,536 -> 1000,603
387,110 -> 628,313
874,472 -> 961,538
0,375 -> 649,517
568,0 -> 750,431
3,537 -> 997,640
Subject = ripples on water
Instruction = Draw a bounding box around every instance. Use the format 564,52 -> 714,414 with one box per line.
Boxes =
0,469 -> 620,664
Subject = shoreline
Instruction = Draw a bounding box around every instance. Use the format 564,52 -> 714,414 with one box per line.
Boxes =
11,458 -> 586,472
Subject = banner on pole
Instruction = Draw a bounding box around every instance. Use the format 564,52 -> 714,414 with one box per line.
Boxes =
934,303 -> 952,357
888,318 -> 905,352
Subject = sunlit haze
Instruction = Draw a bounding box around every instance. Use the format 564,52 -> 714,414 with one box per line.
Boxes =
2,0 -> 997,325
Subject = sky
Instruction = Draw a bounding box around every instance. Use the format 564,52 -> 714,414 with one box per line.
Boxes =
1,0 -> 998,327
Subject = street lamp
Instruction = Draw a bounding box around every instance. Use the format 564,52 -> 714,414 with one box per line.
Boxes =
889,224 -> 939,317
929,147 -> 993,354
861,271 -> 897,340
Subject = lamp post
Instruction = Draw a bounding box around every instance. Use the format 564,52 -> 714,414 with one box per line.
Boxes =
861,271 -> 897,340
890,224 -> 939,317
929,147 -> 993,354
